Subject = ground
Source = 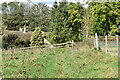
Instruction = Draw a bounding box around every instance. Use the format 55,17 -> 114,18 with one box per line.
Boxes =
1,45 -> 118,78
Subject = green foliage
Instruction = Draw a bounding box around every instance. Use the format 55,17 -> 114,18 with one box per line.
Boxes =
46,32 -> 55,44
50,1 -> 68,43
2,42 -> 9,50
30,27 -> 44,46
14,39 -> 24,47
89,2 -> 120,36
2,32 -> 31,49
109,25 -> 118,36
2,2 -> 22,30
50,1 -> 83,43
15,39 -> 30,47
1,26 -> 7,35
1,2 -> 50,31
24,3 -> 51,31
1,1 -> 120,39
68,2 -> 84,41
2,34 -> 18,45
2,34 -> 19,49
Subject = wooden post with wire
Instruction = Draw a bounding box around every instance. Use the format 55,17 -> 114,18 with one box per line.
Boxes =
105,35 -> 108,54
118,25 -> 120,57
72,40 -> 74,47
116,35 -> 118,49
95,33 -> 98,50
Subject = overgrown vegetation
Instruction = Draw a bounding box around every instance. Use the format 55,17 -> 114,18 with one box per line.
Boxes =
2,31 -> 32,49
30,27 -> 44,46
2,46 -> 118,78
1,1 -> 120,44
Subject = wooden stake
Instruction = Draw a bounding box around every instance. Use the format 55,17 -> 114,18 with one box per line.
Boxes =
105,35 -> 108,54
116,35 -> 118,49
95,33 -> 98,50
72,40 -> 74,47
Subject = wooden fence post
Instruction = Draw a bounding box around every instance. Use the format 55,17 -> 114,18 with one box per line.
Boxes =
116,35 -> 118,49
23,25 -> 26,33
105,35 -> 108,54
95,33 -> 98,50
72,40 -> 74,47
118,25 -> 120,57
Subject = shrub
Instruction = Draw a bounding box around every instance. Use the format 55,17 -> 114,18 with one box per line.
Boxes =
2,32 -> 32,49
2,42 -> 9,50
15,39 -> 30,48
14,39 -> 24,47
30,27 -> 44,46
3,34 -> 18,44
46,32 -> 56,44
2,34 -> 18,49
23,40 -> 30,47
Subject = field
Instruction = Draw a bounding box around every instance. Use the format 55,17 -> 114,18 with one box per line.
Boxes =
2,45 -> 118,78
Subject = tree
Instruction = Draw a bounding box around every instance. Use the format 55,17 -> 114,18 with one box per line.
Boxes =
30,27 -> 44,46
50,1 -> 83,43
2,2 -> 22,30
1,1 -> 51,31
89,2 -> 120,36
22,2 -> 51,31
68,2 -> 84,41
50,1 -> 69,43
81,6 -> 96,38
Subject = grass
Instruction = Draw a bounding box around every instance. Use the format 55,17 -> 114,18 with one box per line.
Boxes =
2,45 -> 118,78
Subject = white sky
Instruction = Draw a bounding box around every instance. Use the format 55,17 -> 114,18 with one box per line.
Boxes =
0,0 -> 85,7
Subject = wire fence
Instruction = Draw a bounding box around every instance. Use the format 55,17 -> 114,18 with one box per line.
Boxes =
95,35 -> 119,55
1,33 -> 119,56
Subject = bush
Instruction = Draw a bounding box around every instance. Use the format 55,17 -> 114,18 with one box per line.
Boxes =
3,34 -> 18,44
2,42 -> 9,50
14,39 -> 24,47
2,34 -> 31,49
2,34 -> 19,49
23,40 -> 30,47
30,27 -> 44,46
15,39 -> 30,48
46,32 -> 56,44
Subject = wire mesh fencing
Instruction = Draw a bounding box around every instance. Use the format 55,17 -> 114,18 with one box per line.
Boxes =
97,35 -> 119,55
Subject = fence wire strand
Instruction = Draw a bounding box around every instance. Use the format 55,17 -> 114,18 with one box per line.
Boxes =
98,36 -> 119,55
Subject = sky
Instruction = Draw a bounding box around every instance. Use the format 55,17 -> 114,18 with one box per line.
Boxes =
0,0 -> 85,7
